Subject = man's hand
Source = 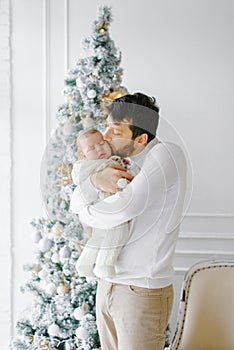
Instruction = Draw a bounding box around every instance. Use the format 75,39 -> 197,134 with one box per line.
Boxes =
91,164 -> 134,193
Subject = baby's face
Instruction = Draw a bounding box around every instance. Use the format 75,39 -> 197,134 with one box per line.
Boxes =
80,132 -> 112,160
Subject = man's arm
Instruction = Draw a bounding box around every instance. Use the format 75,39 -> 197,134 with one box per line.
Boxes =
70,159 -> 133,213
79,143 -> 182,229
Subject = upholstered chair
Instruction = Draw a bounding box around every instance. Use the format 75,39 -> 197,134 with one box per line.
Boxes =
169,260 -> 234,350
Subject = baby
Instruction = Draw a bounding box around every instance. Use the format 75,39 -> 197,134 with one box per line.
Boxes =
70,128 -> 139,278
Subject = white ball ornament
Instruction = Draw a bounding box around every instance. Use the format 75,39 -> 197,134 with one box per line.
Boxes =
46,282 -> 57,295
76,326 -> 88,340
48,324 -> 60,337
38,237 -> 53,252
59,246 -> 71,259
87,89 -> 97,99
51,253 -> 60,263
32,231 -> 42,243
82,116 -> 94,129
52,222 -> 64,235
73,307 -> 85,320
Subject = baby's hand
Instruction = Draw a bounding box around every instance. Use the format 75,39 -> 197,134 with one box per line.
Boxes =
83,224 -> 93,237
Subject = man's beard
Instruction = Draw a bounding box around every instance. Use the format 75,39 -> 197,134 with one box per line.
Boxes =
113,140 -> 135,157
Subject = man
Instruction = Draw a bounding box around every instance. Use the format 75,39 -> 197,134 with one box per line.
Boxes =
76,93 -> 187,350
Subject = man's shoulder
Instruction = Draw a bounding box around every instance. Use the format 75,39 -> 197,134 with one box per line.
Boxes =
150,141 -> 185,156
149,141 -> 187,169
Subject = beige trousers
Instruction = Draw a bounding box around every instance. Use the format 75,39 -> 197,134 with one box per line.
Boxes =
96,279 -> 174,350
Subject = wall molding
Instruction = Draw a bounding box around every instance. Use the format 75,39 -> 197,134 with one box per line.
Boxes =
179,232 -> 234,239
175,249 -> 234,257
43,0 -> 51,146
184,212 -> 234,218
64,0 -> 69,73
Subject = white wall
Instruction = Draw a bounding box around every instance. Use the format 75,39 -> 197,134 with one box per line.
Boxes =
1,0 -> 234,348
0,0 -> 12,345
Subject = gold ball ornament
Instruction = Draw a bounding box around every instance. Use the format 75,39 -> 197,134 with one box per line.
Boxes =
28,335 -> 34,342
100,87 -> 127,108
34,264 -> 41,273
97,21 -> 107,33
57,162 -> 73,186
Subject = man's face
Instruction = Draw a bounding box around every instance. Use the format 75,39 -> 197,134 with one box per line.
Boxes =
103,117 -> 135,157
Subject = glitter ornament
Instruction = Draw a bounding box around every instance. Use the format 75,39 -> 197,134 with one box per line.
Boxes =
76,326 -> 88,339
38,237 -> 53,252
48,323 -> 60,337
46,282 -> 57,295
87,89 -> 97,99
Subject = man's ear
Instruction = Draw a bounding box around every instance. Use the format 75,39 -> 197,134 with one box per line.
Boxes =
135,133 -> 148,146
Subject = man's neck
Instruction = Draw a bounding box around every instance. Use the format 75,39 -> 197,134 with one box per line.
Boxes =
131,143 -> 146,156
130,137 -> 159,160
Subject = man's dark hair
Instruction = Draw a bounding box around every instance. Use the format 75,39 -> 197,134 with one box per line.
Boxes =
106,92 -> 160,142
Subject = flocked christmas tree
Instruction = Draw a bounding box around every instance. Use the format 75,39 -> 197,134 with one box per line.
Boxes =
12,6 -> 128,350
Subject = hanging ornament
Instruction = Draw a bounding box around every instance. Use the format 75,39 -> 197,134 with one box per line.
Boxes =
48,323 -> 60,337
81,112 -> 95,129
82,301 -> 89,311
41,339 -> 50,347
60,200 -> 67,209
52,222 -> 64,236
38,237 -> 53,252
46,282 -> 57,295
51,252 -> 60,263
63,119 -> 75,136
87,89 -> 97,99
31,231 -> 42,243
73,307 -> 85,321
34,264 -> 41,273
28,335 -> 34,343
75,326 -> 88,340
59,246 -> 71,259
65,93 -> 73,102
38,268 -> 48,279
57,284 -> 69,295
65,340 -> 73,350
97,21 -> 107,33
76,77 -> 83,88
57,162 -> 73,186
